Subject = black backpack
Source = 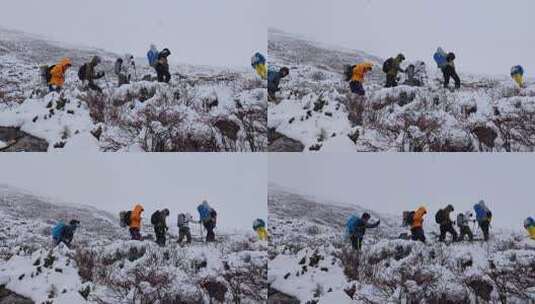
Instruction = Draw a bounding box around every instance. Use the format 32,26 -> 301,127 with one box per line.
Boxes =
435,209 -> 445,224
151,211 -> 161,225
403,211 -> 415,226
45,65 -> 55,83
344,64 -> 356,81
78,64 -> 87,81
121,210 -> 132,227
383,58 -> 394,73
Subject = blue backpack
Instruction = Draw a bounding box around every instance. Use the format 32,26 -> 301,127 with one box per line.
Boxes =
433,51 -> 447,68
525,217 -> 534,228
251,52 -> 266,68
198,204 -> 210,221
52,222 -> 65,240
147,49 -> 159,67
511,65 -> 524,77
346,215 -> 361,235
473,203 -> 488,221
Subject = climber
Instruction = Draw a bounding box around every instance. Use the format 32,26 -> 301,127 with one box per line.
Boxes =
268,66 -> 289,101
253,218 -> 268,241
47,58 -> 72,92
155,48 -> 171,83
436,204 -> 458,242
251,52 -> 267,80
434,47 -> 460,89
349,62 -> 373,96
79,56 -> 105,93
410,207 -> 427,243
346,213 -> 380,251
147,44 -> 159,67
383,53 -> 405,88
524,217 -> 535,240
151,208 -> 169,246
197,200 -> 217,242
51,219 -> 80,247
474,200 -> 492,241
457,211 -> 474,242
511,65 -> 525,88
114,54 -> 136,87
177,213 -> 194,244
128,204 -> 144,241
403,61 -> 427,87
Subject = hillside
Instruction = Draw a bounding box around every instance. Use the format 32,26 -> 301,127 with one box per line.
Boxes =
267,185 -> 535,303
0,28 -> 267,152
268,29 -> 535,152
0,185 -> 267,304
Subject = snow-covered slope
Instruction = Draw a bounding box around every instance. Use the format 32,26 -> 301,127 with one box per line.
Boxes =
0,28 -> 267,152
268,29 -> 535,152
0,185 -> 267,303
267,185 -> 535,304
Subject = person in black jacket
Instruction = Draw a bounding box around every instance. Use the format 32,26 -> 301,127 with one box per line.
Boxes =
155,48 -> 171,83
437,204 -> 458,242
443,52 -> 461,89
151,208 -> 169,246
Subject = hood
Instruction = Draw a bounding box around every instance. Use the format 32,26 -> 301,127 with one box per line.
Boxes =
437,47 -> 445,54
150,44 -> 158,52
133,204 -> 144,214
58,57 -> 71,67
416,206 -> 427,215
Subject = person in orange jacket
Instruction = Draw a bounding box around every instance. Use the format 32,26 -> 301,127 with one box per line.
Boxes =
48,58 -> 72,92
128,204 -> 144,240
410,206 -> 427,243
350,62 -> 373,96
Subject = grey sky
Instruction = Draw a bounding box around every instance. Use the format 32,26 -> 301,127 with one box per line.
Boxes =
269,153 -> 534,230
0,0 -> 266,68
0,153 -> 267,232
270,0 -> 535,76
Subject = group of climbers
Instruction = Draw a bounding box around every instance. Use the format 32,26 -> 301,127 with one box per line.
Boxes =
346,200 -> 506,251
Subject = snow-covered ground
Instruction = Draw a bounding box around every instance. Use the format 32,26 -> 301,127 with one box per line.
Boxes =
267,184 -> 535,304
0,28 -> 267,152
268,29 -> 535,152
0,185 -> 267,303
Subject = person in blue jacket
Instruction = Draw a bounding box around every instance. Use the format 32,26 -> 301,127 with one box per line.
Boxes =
52,219 -> 80,247
346,213 -> 380,251
268,67 -> 289,101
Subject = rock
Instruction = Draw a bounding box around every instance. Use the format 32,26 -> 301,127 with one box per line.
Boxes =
268,287 -> 300,304
214,119 -> 240,141
268,129 -> 305,152
0,127 -> 49,152
91,126 -> 103,141
0,286 -> 34,304
309,144 -> 322,151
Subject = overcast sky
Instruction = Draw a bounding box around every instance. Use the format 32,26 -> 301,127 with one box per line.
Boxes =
0,153 -> 267,232
270,0 -> 535,76
270,153 -> 534,230
0,0 -> 266,68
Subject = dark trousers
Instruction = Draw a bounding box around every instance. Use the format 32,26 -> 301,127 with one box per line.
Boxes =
203,221 -> 215,242
439,223 -> 458,242
479,220 -> 490,241
129,227 -> 141,240
155,65 -> 171,83
154,225 -> 166,246
411,227 -> 426,243
350,234 -> 363,251
458,225 -> 473,241
48,85 -> 61,93
442,66 -> 461,89
350,81 -> 365,96
178,226 -> 192,244
385,74 -> 398,88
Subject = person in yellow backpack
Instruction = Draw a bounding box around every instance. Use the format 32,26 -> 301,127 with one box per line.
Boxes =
524,217 -> 535,240
251,52 -> 267,80
511,65 -> 525,88
253,218 -> 268,240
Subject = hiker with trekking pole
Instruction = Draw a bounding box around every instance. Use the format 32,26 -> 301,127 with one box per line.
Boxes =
346,213 -> 380,251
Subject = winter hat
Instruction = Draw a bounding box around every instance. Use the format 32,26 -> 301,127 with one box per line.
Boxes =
362,213 -> 371,220
280,67 -> 289,76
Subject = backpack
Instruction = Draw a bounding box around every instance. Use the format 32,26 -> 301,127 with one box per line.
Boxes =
457,213 -> 465,227
253,218 -> 265,230
41,65 -> 55,84
434,51 -> 447,68
78,64 -> 87,81
402,211 -> 415,226
151,211 -> 161,225
344,64 -> 356,82
251,52 -> 266,67
177,213 -> 190,227
525,217 -> 534,229
346,215 -> 361,235
52,222 -> 65,239
119,211 -> 132,227
198,203 -> 210,221
435,209 -> 445,224
382,58 -> 394,73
